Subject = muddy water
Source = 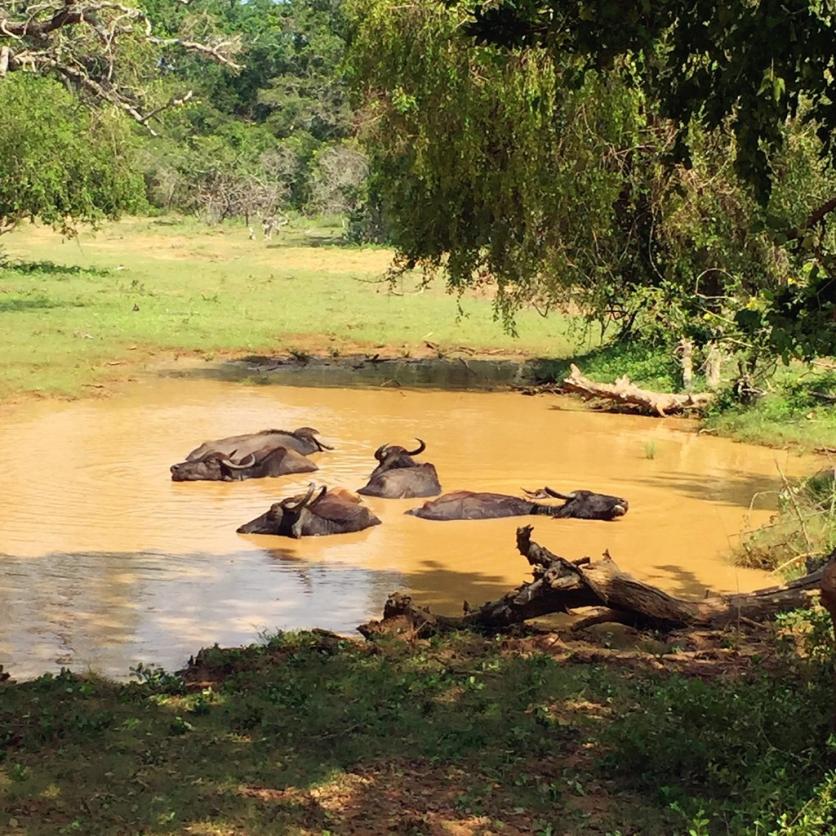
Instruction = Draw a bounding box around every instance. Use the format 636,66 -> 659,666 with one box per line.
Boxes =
0,379 -> 818,678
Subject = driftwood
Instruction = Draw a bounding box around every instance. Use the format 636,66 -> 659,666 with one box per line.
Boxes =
358,526 -> 827,639
561,364 -> 714,417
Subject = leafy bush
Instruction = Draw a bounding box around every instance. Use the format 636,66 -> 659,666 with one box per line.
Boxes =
602,636 -> 834,831
0,75 -> 145,233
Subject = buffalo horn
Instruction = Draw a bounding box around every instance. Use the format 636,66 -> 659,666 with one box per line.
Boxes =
306,485 -> 328,508
285,482 -> 317,510
221,453 -> 257,470
544,487 -> 575,500
294,427 -> 334,451
374,444 -> 389,462
405,438 -> 426,457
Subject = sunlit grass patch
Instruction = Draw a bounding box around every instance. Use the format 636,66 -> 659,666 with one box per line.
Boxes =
0,217 -> 578,399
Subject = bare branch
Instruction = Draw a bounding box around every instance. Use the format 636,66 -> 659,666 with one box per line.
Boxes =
0,1 -> 242,126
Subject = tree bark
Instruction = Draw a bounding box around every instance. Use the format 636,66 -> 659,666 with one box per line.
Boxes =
561,364 -> 714,417
704,342 -> 722,391
358,527 -> 826,638
677,338 -> 694,391
819,560 -> 836,733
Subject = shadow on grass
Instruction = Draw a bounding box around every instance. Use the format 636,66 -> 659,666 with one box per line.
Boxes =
0,296 -> 81,313
0,629 -> 666,834
268,233 -> 349,249
0,259 -> 111,278
3,613 -> 832,833
529,340 -> 683,392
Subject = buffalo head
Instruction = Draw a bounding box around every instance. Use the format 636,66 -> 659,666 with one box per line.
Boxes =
359,439 -> 441,498
237,483 -> 381,538
171,445 -> 317,482
292,427 -> 334,452
171,450 -> 256,482
370,439 -> 426,477
237,482 -> 323,538
524,487 -> 629,520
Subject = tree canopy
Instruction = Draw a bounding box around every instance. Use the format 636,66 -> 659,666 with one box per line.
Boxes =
347,0 -> 835,376
0,1 -> 241,128
0,0 -> 368,229
467,0 -> 836,203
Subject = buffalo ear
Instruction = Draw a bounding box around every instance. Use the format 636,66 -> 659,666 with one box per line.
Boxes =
290,516 -> 305,539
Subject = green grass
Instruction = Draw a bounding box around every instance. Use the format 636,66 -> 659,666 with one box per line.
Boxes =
1,216 -> 830,454
704,366 -> 836,452
535,341 -> 835,454
533,340 -> 685,392
2,626 -> 835,834
0,216 -> 580,399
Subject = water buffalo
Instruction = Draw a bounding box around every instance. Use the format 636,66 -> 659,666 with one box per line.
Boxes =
170,445 -> 317,482
357,439 -> 442,498
185,427 -> 332,461
237,483 -> 382,538
407,487 -> 628,521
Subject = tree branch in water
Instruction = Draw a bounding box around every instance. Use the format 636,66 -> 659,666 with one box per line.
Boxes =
358,526 -> 830,639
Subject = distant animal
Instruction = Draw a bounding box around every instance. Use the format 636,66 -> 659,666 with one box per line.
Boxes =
407,487 -> 628,521
237,483 -> 382,538
357,439 -> 442,498
261,214 -> 288,240
171,445 -> 317,482
185,427 -> 333,461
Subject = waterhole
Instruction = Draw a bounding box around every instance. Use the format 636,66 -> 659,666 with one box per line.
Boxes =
0,378 -> 817,678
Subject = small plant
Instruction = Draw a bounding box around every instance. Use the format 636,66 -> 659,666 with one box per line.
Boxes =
9,763 -> 30,782
129,663 -> 186,694
643,440 -> 657,460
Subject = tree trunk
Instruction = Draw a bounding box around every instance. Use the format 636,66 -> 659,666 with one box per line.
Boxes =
561,364 -> 714,417
358,527 -> 825,638
820,560 -> 836,733
704,343 -> 722,391
677,338 -> 694,391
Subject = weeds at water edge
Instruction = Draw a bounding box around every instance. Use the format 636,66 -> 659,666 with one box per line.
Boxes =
734,467 -> 836,573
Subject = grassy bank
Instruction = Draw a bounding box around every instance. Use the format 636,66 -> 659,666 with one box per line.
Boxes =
0,217 -> 580,400
1,626 -> 834,835
735,467 -> 836,574
537,342 -> 835,454
1,217 -> 831,454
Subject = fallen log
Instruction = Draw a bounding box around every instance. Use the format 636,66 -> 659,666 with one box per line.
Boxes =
358,526 -> 826,639
561,363 -> 714,417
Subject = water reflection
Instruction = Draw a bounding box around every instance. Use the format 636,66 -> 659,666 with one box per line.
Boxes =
0,378 -> 818,678
0,550 -> 402,679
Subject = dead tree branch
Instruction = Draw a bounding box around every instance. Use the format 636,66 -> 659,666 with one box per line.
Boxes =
358,526 -> 828,639
561,363 -> 715,416
0,1 -> 241,130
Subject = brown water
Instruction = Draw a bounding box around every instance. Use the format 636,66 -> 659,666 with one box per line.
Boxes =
0,379 -> 818,678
